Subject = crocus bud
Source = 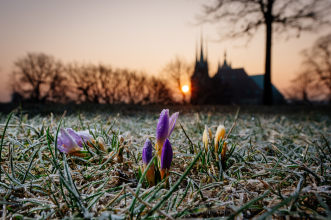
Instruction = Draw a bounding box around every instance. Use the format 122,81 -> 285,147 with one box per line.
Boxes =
160,139 -> 173,180
142,139 -> 153,165
156,109 -> 169,157
203,125 -> 209,151
57,128 -> 83,154
142,138 -> 155,186
214,125 -> 226,155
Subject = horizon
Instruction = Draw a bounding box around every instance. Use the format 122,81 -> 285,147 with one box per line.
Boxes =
0,0 -> 329,102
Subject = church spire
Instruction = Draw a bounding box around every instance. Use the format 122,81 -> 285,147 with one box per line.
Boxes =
221,50 -> 231,69
223,50 -> 227,66
200,32 -> 204,62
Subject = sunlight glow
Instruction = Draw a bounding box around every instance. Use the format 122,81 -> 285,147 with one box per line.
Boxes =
181,85 -> 189,93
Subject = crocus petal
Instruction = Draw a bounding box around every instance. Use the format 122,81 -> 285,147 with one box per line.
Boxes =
161,139 -> 173,169
156,109 -> 169,145
67,128 -> 93,147
57,128 -> 82,153
203,125 -> 209,151
168,112 -> 179,137
76,130 -> 93,141
214,125 -> 226,154
142,138 -> 153,165
208,128 -> 212,140
156,109 -> 170,157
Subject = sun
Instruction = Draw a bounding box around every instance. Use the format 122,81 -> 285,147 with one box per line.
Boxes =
181,85 -> 189,93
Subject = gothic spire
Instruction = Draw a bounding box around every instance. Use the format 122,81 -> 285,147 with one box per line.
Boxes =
223,50 -> 228,66
200,32 -> 204,62
222,50 -> 231,69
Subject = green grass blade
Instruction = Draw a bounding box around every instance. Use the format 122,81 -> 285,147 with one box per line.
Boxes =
146,149 -> 203,218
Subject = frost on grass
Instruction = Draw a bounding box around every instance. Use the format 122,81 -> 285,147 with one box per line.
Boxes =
0,109 -> 330,219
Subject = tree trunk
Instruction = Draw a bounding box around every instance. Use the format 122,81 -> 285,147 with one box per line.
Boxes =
263,19 -> 273,105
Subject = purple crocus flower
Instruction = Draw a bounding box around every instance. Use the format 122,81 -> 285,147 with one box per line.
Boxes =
160,139 -> 173,180
156,109 -> 179,158
57,128 -> 93,154
142,138 -> 155,186
161,139 -> 173,169
142,138 -> 153,165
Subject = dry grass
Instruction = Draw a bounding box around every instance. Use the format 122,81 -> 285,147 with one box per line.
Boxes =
0,106 -> 330,219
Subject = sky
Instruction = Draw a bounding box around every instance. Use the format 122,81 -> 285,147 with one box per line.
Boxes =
0,0 -> 329,102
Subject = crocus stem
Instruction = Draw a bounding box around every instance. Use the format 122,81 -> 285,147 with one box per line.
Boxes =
160,169 -> 170,188
144,163 -> 155,186
160,168 -> 169,180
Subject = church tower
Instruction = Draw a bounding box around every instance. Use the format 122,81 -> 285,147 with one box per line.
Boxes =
190,36 -> 211,104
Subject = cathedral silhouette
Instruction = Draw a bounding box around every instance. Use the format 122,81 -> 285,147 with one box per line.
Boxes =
190,40 -> 284,104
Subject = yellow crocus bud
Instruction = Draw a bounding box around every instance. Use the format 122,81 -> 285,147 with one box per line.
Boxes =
203,125 -> 209,151
208,128 -> 212,140
214,125 -> 226,155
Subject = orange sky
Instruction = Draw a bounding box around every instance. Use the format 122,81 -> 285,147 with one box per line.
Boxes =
0,0 -> 329,102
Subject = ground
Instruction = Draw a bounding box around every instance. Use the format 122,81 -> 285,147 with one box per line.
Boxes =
0,105 -> 330,219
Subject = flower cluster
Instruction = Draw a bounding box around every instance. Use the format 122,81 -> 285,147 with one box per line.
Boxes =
142,109 -> 178,186
56,109 -> 178,187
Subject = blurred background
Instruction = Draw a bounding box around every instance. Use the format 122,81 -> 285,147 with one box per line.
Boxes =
1,0 -> 331,107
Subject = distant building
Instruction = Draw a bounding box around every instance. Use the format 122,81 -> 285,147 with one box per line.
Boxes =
190,41 -> 284,104
250,75 -> 285,104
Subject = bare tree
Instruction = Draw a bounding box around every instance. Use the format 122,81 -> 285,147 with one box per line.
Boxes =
200,0 -> 331,105
65,63 -> 174,104
97,65 -> 118,104
125,71 -> 149,104
146,76 -> 174,104
163,57 -> 192,103
285,71 -> 311,103
11,53 -> 175,105
12,53 -> 66,102
301,33 -> 331,102
66,64 -> 96,103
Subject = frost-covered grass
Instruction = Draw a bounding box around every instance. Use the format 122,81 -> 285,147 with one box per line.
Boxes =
0,106 -> 330,219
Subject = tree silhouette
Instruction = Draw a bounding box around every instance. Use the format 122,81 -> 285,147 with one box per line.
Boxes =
65,63 -> 174,104
200,0 -> 331,105
164,57 -> 192,103
12,53 -> 66,102
11,53 -> 175,104
286,71 -> 311,103
301,33 -> 331,102
66,64 -> 97,103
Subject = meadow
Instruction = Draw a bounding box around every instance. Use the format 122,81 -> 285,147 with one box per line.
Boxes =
0,105 -> 330,219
